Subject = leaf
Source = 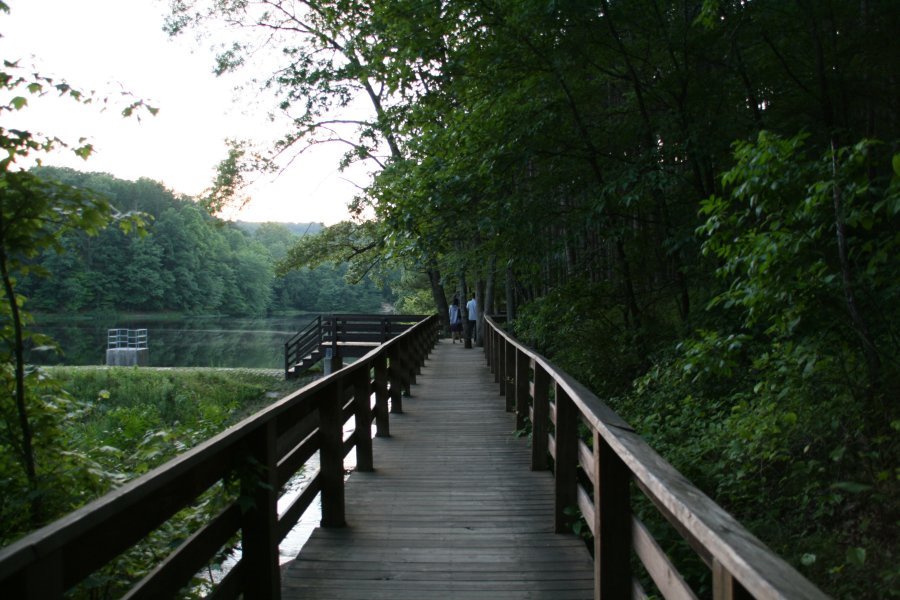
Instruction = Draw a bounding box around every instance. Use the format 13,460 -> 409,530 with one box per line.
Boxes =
801,553 -> 816,566
892,153 -> 900,177
829,446 -> 846,462
846,547 -> 866,567
10,96 -> 27,110
830,481 -> 872,494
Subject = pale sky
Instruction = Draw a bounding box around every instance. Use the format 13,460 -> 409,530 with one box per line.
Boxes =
1,0 -> 364,225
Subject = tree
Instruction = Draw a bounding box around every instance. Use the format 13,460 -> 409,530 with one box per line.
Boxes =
0,6 -> 150,530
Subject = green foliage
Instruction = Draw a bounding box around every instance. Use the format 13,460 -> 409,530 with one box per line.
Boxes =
54,368 -> 282,482
162,1 -> 900,596
1,367 -> 289,596
616,134 -> 900,598
0,54 -> 149,533
514,279 -> 672,398
17,168 -> 391,315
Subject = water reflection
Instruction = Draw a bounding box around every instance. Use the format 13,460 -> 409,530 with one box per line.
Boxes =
27,314 -> 317,369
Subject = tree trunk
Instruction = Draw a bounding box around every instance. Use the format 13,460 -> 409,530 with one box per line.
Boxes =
476,279 -> 486,346
484,255 -> 497,316
505,264 -> 517,322
0,241 -> 41,527
830,141 -> 881,395
427,266 -> 450,335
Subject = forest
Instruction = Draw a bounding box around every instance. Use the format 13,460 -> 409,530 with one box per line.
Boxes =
18,167 -> 391,316
166,1 -> 897,596
1,0 -> 898,597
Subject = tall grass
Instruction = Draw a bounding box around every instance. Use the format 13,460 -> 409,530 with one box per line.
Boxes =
51,367 -> 297,481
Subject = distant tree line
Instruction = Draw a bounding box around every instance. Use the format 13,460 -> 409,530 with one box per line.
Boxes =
19,167 -> 391,316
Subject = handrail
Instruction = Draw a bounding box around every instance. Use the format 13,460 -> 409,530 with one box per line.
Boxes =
482,315 -> 828,600
0,314 -> 441,599
284,315 -> 322,378
285,314 -> 429,378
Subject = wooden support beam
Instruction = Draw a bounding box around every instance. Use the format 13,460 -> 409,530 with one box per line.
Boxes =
353,371 -> 374,472
594,431 -> 631,600
515,349 -> 530,431
713,559 -> 753,600
241,420 -> 280,600
554,383 -> 578,534
388,345 -> 403,414
504,340 -> 516,411
373,354 -> 390,437
531,362 -> 550,471
319,383 -> 347,529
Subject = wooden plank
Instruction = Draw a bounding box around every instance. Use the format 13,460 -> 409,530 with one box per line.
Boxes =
240,420 -> 280,600
531,362 -> 550,471
352,372 -> 373,472
554,383 -> 579,534
594,431 -> 631,600
318,383 -> 346,529
505,340 -> 515,410
281,338 -> 594,599
632,516 -> 698,600
124,503 -> 242,600
515,349 -> 530,431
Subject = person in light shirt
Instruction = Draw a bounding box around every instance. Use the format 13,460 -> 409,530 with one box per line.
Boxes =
465,293 -> 477,347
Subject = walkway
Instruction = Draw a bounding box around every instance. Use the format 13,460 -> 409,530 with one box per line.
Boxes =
280,338 -> 595,599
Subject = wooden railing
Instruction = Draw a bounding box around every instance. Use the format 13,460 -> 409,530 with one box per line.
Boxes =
285,314 -> 429,378
284,315 -> 322,377
321,314 -> 428,357
0,315 -> 440,599
483,315 -> 827,600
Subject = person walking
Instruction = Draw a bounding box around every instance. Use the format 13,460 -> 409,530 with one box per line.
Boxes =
449,297 -> 463,343
465,292 -> 477,348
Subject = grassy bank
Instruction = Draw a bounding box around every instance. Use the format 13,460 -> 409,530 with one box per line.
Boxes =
51,366 -> 303,481
1,367 -> 311,597
2,367 -> 307,544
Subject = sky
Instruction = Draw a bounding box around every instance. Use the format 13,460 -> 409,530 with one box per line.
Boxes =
2,0 -> 364,225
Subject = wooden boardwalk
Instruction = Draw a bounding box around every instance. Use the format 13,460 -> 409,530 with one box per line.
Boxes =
280,338 -> 595,599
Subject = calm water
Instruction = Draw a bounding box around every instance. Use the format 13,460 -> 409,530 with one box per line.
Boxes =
27,314 -> 318,369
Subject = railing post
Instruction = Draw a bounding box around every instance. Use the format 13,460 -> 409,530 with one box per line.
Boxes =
319,382 -> 346,528
412,328 -> 424,375
713,560 -> 753,600
240,420 -> 280,600
498,338 -> 506,395
373,353 -> 390,437
504,340 -> 515,411
515,348 -> 529,431
493,331 -> 501,382
531,362 -> 550,471
404,340 -> 417,387
593,431 -> 631,600
485,321 -> 493,370
554,383 -> 578,534
388,345 -> 403,414
353,370 -> 374,472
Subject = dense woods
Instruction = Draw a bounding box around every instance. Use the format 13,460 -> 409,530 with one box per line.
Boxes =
167,1 -> 899,596
1,0 -> 898,597
18,167 -> 390,315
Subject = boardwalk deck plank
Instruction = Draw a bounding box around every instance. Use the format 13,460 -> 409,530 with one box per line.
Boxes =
280,338 -> 594,599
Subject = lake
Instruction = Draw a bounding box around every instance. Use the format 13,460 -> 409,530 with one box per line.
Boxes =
27,314 -> 319,369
